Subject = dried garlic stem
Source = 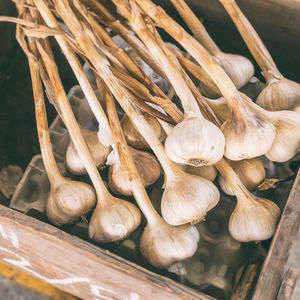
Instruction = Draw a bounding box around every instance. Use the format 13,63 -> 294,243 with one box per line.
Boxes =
33,0 -> 113,146
102,78 -> 199,267
218,0 -> 280,80
82,0 -> 166,79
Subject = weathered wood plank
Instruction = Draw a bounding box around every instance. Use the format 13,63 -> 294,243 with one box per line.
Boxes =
0,205 -> 214,300
277,268 -> 299,300
252,168 -> 300,300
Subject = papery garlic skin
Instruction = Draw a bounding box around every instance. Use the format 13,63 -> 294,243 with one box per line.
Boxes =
161,169 -> 220,226
218,158 -> 265,196
180,164 -> 217,181
165,113 -> 225,166
221,103 -> 276,160
66,129 -> 111,175
89,197 -> 141,243
201,53 -> 254,98
266,110 -> 300,162
108,148 -> 160,196
204,97 -> 231,124
229,195 -> 280,242
46,180 -> 96,226
256,78 -> 300,114
121,114 -> 162,149
140,222 -> 199,268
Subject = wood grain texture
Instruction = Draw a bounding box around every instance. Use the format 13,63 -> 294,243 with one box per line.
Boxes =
277,268 -> 299,300
0,205 -> 214,300
252,168 -> 300,300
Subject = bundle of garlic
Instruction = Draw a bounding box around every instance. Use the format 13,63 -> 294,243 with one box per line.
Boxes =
103,79 -> 199,268
7,0 -> 295,271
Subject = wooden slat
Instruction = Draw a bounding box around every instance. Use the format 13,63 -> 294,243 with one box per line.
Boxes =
277,268 -> 299,300
0,205 -> 214,300
252,168 -> 300,300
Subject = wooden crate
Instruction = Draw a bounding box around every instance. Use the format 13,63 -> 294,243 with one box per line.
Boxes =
0,1 -> 300,299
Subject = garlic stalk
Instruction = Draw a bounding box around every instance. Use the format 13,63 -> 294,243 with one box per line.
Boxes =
22,37 -> 96,226
66,127 -> 111,175
52,0 -> 219,226
36,37 -> 141,243
218,0 -> 300,114
76,0 -> 184,123
218,158 -> 265,196
33,0 -> 113,147
132,0 -> 276,161
108,146 -> 160,196
122,1 -> 225,166
103,78 -> 199,268
121,113 -> 163,150
216,160 -> 280,242
81,0 -> 166,79
170,0 -> 254,97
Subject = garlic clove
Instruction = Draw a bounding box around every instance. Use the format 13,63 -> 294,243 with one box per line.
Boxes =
121,113 -> 163,149
165,113 -> 225,166
162,168 -> 220,226
218,158 -> 265,196
203,96 -> 231,124
201,53 -> 254,98
89,196 -> 141,243
140,221 -> 199,268
256,77 -> 300,114
66,127 -> 111,175
108,147 -> 160,196
266,110 -> 300,162
46,179 -> 96,226
221,101 -> 276,160
180,164 -> 217,181
229,194 -> 280,242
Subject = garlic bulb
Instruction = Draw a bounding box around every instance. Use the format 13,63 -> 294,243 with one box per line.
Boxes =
165,112 -> 225,166
256,77 -> 300,114
229,193 -> 280,242
89,193 -> 141,243
121,113 -> 162,149
162,167 -> 220,225
66,127 -> 111,174
203,96 -> 231,124
201,53 -> 254,98
108,147 -> 160,196
215,159 -> 280,242
243,94 -> 300,162
104,76 -> 199,268
265,110 -> 300,162
46,179 -> 96,226
180,164 -> 217,181
218,158 -> 265,196
140,220 -> 199,268
221,100 -> 276,160
170,0 -> 254,98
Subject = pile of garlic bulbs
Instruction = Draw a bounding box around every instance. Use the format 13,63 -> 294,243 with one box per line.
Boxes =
7,0 -> 299,269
